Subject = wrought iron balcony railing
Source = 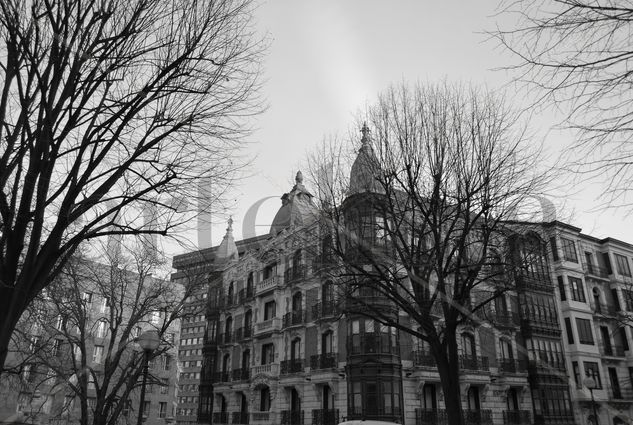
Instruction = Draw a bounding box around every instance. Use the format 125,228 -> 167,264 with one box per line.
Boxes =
311,409 -> 339,425
312,301 -> 339,320
231,368 -> 250,381
283,310 -> 306,328
412,350 -> 436,368
310,353 -> 337,370
459,355 -> 489,372
503,410 -> 531,424
498,358 -> 528,374
280,359 -> 304,375
232,411 -> 249,424
281,410 -> 304,425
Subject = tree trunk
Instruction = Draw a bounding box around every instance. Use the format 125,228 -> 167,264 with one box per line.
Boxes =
431,332 -> 465,425
0,288 -> 27,374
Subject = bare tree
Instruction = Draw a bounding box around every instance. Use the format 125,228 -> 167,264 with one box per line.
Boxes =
0,0 -> 264,371
309,82 -> 552,425
5,239 -> 202,425
493,0 -> 633,211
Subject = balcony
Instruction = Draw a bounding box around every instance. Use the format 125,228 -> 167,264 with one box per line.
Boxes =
251,411 -> 275,423
281,359 -> 305,375
346,295 -> 397,315
459,355 -> 489,372
218,331 -> 233,345
498,358 -> 528,374
283,310 -> 306,328
225,294 -> 237,308
239,287 -> 255,303
503,410 -> 531,424
213,412 -> 229,424
600,342 -> 626,357
231,368 -> 250,381
311,409 -> 339,425
464,410 -> 492,425
235,326 -> 253,341
592,302 -> 621,318
284,265 -> 308,284
516,274 -> 553,293
583,263 -> 610,279
347,406 -> 402,422
281,410 -> 304,425
310,353 -> 337,370
312,301 -> 339,320
492,311 -> 520,328
232,411 -> 249,424
412,350 -> 436,368
251,363 -> 280,377
212,371 -> 230,383
254,317 -> 282,335
415,409 -> 448,425
255,275 -> 282,296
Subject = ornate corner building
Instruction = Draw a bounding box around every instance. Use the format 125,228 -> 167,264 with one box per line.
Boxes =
171,128 -> 632,425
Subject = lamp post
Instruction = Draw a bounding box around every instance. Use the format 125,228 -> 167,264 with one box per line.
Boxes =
583,376 -> 599,425
136,330 -> 160,425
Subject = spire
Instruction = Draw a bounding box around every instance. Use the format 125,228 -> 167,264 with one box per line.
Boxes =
216,217 -> 238,261
360,122 -> 370,146
295,170 -> 303,185
349,122 -> 382,194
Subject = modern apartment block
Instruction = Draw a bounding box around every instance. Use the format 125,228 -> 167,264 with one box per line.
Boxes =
545,222 -> 633,425
169,127 -> 612,425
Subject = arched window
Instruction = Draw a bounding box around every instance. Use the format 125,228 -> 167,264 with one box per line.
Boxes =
291,338 -> 301,361
593,287 -> 602,312
222,353 -> 230,373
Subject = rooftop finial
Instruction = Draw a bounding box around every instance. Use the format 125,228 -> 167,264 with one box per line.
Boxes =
295,170 -> 303,184
361,122 -> 370,144
227,216 -> 233,233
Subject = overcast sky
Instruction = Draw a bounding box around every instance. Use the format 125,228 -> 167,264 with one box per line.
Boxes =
169,0 -> 633,256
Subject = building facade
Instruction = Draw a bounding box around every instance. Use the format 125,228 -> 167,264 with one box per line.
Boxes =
0,258 -> 180,425
546,222 -> 633,425
172,128 -> 633,425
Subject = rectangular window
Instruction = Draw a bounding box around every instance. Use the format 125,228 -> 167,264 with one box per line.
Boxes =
92,346 -> 104,364
53,339 -> 63,357
564,318 -> 574,344
160,379 -> 169,394
615,254 -> 631,277
569,277 -> 586,302
583,362 -> 602,388
142,401 -> 150,418
264,301 -> 276,320
572,362 -> 581,388
82,292 -> 93,303
561,238 -> 577,262
620,327 -> 630,351
100,297 -> 110,313
576,318 -> 595,345
557,276 -> 566,301
261,343 -> 274,365
159,402 -> 167,418
550,237 -> 559,261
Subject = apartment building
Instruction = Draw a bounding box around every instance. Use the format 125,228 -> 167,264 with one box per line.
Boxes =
0,257 -> 180,425
169,127 -> 590,425
546,222 -> 633,425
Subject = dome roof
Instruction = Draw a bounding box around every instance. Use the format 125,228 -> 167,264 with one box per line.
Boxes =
349,123 -> 382,194
269,171 -> 317,236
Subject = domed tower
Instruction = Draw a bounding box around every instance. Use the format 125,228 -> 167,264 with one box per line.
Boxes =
269,171 -> 318,236
342,124 -> 404,423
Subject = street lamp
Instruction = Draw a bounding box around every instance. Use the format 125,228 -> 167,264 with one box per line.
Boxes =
583,376 -> 599,425
136,330 -> 160,425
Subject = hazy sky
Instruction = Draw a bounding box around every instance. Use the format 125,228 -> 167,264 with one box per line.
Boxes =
171,0 -> 633,255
